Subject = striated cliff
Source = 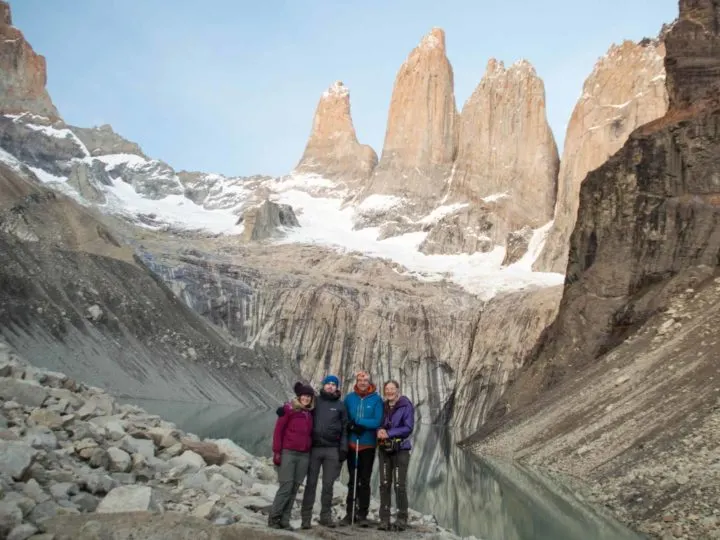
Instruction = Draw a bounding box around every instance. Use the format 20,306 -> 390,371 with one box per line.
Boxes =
135,237 -> 560,432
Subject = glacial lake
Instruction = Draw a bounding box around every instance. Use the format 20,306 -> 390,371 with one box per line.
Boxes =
127,398 -> 644,540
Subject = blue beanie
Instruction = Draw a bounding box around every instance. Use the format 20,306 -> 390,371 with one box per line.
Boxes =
322,375 -> 340,386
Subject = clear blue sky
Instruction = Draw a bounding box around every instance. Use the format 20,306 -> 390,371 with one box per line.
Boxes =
10,1 -> 678,177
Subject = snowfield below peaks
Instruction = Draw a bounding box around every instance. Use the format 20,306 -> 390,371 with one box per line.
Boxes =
0,115 -> 564,298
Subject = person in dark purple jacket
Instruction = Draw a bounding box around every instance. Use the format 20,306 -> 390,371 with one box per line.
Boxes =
376,379 -> 415,531
268,381 -> 315,530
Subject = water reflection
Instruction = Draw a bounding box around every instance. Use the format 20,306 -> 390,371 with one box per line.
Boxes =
128,399 -> 642,540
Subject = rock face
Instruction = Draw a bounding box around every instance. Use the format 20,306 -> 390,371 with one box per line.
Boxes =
0,163 -> 286,406
534,39 -> 668,273
142,241 -> 561,432
71,124 -> 147,158
294,81 -> 377,183
665,0 -> 720,109
362,28 -> 457,202
238,200 -> 299,242
449,59 -> 559,228
0,0 -> 59,119
466,3 -> 720,536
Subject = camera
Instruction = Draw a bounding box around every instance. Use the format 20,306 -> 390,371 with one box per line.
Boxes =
378,438 -> 401,454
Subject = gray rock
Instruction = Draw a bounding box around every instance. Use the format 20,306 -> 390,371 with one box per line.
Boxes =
0,440 -> 38,479
75,395 -> 113,419
0,501 -> 23,538
120,436 -> 155,459
27,410 -> 64,430
50,483 -> 78,501
239,200 -> 300,242
88,448 -> 110,469
0,379 -> 48,407
218,463 -> 249,485
205,473 -> 236,496
109,472 -> 136,485
80,473 -> 117,495
1,493 -> 35,517
7,523 -> 38,540
96,485 -> 162,514
107,447 -> 131,473
71,492 -> 99,513
161,442 -> 183,459
27,463 -> 51,485
24,427 -> 58,451
22,479 -> 51,503
169,450 -> 205,471
27,500 -> 60,524
47,388 -> 84,410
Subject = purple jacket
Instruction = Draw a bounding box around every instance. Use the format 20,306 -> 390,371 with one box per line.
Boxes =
381,395 -> 415,450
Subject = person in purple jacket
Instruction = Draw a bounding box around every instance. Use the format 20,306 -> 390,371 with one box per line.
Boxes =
376,379 -> 415,531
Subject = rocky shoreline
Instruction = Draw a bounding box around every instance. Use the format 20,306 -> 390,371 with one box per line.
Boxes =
0,342 -> 464,540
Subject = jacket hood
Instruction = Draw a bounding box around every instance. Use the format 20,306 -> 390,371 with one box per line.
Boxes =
387,395 -> 411,409
290,396 -> 315,411
354,383 -> 376,397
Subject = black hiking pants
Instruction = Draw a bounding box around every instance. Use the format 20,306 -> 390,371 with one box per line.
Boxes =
345,446 -> 376,519
378,449 -> 410,524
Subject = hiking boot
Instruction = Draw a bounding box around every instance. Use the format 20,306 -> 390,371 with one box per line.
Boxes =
338,515 -> 353,527
300,521 -> 312,530
280,524 -> 295,531
268,521 -> 283,529
377,520 -> 391,531
319,517 -> 337,528
355,516 -> 371,528
393,519 -> 408,531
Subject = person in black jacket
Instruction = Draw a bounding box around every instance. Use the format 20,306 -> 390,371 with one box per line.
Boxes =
299,374 -> 348,528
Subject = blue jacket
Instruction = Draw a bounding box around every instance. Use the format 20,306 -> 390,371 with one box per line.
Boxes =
344,386 -> 384,448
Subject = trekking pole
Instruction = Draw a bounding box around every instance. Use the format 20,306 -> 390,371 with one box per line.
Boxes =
351,436 -> 359,526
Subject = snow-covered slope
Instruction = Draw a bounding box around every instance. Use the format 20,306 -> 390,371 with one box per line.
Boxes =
0,113 -> 563,299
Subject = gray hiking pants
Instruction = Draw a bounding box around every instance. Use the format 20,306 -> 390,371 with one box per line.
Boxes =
301,446 -> 341,522
269,450 -> 310,526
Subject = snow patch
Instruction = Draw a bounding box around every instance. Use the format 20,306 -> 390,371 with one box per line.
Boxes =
483,192 -> 509,203
419,203 -> 468,225
507,220 -> 555,272
322,81 -> 349,99
357,194 -> 404,212
94,154 -> 151,170
0,146 -> 23,172
103,178 -> 242,235
274,188 -> 563,300
27,166 -> 67,184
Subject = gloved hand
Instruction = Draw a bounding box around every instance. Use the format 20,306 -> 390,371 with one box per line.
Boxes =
273,452 -> 282,466
338,449 -> 347,463
276,406 -> 285,417
347,421 -> 365,435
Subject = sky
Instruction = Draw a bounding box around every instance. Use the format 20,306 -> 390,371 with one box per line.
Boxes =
10,0 -> 678,178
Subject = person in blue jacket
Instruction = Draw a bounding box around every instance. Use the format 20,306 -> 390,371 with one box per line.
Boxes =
339,370 -> 384,527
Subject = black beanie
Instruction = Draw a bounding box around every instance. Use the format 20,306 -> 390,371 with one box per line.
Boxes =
294,381 -> 314,397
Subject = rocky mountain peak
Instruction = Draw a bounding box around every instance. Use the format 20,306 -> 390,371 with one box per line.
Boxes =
447,56 -> 558,232
294,81 -> 377,183
0,0 -> 59,119
360,26 -> 457,202
534,38 -> 667,273
1,1 -> 11,26
419,27 -> 446,50
665,0 -> 720,109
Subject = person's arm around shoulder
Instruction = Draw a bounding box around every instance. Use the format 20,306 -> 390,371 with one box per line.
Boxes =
272,403 -> 290,465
